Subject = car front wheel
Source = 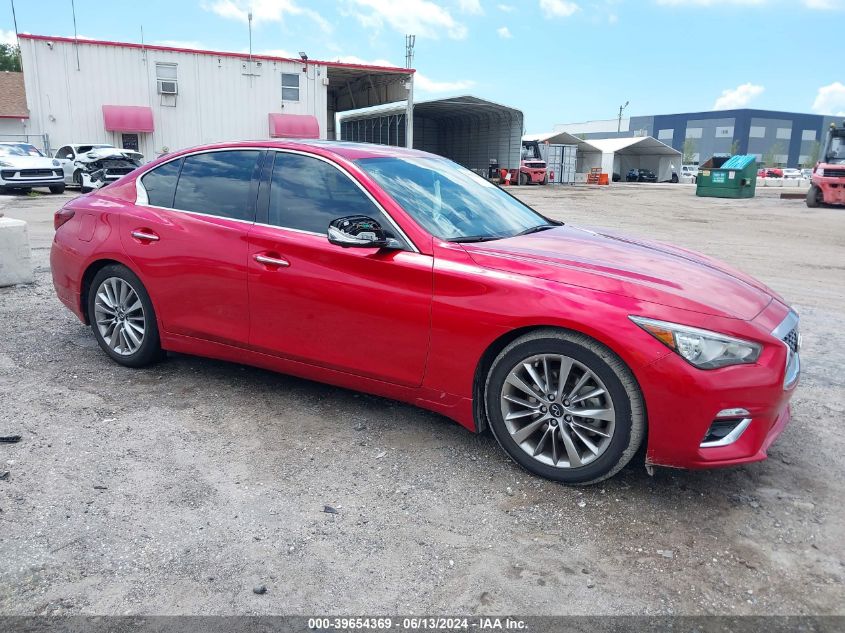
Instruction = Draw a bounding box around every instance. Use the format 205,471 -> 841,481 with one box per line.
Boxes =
485,329 -> 645,484
88,264 -> 163,367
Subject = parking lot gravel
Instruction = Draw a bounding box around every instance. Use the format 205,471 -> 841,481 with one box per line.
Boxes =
0,184 -> 843,615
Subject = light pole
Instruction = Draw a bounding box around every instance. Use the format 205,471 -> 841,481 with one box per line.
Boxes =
617,101 -> 629,134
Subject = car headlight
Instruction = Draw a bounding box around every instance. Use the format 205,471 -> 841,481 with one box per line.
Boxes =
0,160 -> 13,167
629,316 -> 761,369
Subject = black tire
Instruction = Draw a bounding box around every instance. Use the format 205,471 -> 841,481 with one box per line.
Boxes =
540,175 -> 548,185
18,187 -> 32,194
80,186 -> 94,193
805,184 -> 821,208
87,264 -> 164,368
0,186 -> 9,195
517,172 -> 527,186
484,329 -> 645,485
49,184 -> 66,194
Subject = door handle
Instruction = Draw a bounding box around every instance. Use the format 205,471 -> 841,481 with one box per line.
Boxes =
131,230 -> 160,242
254,254 -> 290,268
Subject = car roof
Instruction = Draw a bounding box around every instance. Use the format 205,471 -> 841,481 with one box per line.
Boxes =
163,139 -> 439,161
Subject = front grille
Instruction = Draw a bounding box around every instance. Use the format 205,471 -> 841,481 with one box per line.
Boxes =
20,169 -> 57,177
822,168 -> 845,178
1,169 -> 61,179
782,327 -> 799,354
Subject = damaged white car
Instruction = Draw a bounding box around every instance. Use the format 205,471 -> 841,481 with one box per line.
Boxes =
54,144 -> 144,192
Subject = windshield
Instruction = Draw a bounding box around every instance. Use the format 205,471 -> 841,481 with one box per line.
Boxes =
0,145 -> 27,156
356,156 -> 553,241
827,136 -> 845,164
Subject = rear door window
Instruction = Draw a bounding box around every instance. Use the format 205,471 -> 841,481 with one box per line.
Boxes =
141,159 -> 183,208
173,150 -> 261,221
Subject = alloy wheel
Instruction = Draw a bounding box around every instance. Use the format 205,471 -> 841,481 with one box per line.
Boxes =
499,353 -> 616,468
93,277 -> 146,356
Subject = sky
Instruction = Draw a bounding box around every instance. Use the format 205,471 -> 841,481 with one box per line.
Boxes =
2,0 -> 844,132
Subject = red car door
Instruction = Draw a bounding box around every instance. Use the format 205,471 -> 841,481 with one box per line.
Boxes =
247,151 -> 432,387
120,149 -> 263,347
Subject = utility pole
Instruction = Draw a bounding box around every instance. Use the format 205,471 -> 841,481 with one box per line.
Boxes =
405,34 -> 415,149
71,0 -> 81,70
617,100 -> 629,134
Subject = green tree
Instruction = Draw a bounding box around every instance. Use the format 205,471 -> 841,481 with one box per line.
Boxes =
0,44 -> 21,72
803,141 -> 821,168
682,138 -> 697,164
762,141 -> 786,167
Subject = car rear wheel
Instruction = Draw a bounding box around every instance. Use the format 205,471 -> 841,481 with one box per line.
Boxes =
49,184 -> 66,194
88,264 -> 163,368
485,329 -> 645,484
805,184 -> 821,208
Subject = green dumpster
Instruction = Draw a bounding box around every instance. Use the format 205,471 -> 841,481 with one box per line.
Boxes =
695,154 -> 757,199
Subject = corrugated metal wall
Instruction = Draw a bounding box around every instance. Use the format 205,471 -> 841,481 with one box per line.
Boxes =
339,104 -> 523,172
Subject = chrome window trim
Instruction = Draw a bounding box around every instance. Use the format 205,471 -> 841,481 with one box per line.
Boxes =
134,146 -> 419,253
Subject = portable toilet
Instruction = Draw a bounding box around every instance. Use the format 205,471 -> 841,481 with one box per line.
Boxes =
696,155 -> 757,199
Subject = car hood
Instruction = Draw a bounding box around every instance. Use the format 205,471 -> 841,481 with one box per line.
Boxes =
0,155 -> 58,169
462,225 -> 774,320
76,148 -> 142,164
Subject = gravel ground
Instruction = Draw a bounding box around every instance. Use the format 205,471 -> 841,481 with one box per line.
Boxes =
0,184 -> 843,616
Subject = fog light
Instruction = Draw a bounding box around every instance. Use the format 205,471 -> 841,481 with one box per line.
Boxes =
700,409 -> 751,448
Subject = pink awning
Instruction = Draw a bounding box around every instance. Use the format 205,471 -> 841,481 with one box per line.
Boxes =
102,105 -> 155,132
268,113 -> 319,139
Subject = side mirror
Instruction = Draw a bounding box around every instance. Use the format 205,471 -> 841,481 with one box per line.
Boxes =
327,216 -> 400,249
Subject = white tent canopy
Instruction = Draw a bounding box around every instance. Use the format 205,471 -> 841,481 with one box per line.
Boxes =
523,133 -> 681,182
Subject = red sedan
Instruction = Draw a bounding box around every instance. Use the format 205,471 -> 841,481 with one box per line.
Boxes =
50,141 -> 800,484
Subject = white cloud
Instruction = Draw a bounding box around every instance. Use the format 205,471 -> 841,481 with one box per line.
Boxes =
539,0 -> 580,18
349,0 -> 468,39
415,72 -> 475,93
655,0 -> 766,5
713,83 -> 764,109
497,3 -> 517,10
1,29 -> 17,46
458,0 -> 484,13
812,82 -> 845,116
334,55 -> 398,67
257,48 -> 299,59
205,0 -> 331,32
496,26 -> 513,38
803,0 -> 843,7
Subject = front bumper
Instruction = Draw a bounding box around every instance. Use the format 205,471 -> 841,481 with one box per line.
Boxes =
640,302 -> 799,469
813,177 -> 845,205
0,172 -> 64,187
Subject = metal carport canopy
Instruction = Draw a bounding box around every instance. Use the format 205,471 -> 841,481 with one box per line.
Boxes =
585,136 -> 681,156
523,131 -> 599,154
414,96 -> 523,172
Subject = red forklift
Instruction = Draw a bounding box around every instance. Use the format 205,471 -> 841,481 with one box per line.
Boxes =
807,122 -> 845,207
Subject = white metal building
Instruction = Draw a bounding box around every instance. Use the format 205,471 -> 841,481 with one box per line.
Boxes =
17,34 -> 413,160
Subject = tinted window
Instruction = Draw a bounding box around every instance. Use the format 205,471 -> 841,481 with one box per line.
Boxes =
268,152 -> 395,237
173,150 -> 260,221
141,159 -> 182,208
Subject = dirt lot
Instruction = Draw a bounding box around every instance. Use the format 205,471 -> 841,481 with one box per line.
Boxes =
0,184 -> 843,616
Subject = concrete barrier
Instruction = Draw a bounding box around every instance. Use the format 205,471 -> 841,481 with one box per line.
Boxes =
0,216 -> 34,287
783,178 -> 800,188
680,175 -> 695,184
